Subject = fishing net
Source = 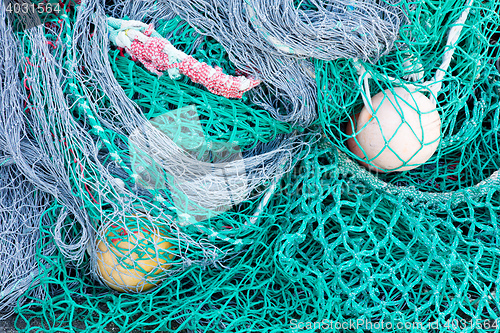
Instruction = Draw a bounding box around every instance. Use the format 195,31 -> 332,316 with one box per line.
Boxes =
15,141 -> 500,333
1,0 -> 500,332
162,0 -> 407,126
273,141 -> 500,332
3,0 -> 307,312
0,164 -> 55,319
318,0 -> 500,188
0,0 -> 62,318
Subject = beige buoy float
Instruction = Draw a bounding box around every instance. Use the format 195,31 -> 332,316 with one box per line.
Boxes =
96,223 -> 174,292
346,0 -> 474,172
347,87 -> 441,172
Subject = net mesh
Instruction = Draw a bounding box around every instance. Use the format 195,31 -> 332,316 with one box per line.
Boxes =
1,0 -> 500,332
318,0 -> 500,186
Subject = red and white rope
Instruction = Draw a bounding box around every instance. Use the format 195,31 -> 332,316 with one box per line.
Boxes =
118,23 -> 260,99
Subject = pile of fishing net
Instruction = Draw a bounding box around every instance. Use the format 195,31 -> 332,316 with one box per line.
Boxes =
1,0 -> 499,332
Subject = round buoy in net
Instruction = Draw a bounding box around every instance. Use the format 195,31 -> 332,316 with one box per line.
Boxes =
96,221 -> 174,293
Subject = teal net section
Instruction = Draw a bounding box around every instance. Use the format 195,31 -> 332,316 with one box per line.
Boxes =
14,139 -> 500,333
273,142 -> 500,332
1,0 -> 500,332
317,0 -> 500,192
108,21 -> 294,152
7,0 -> 303,327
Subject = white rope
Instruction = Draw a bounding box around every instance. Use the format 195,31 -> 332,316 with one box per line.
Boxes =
426,0 -> 475,104
354,0 -> 475,111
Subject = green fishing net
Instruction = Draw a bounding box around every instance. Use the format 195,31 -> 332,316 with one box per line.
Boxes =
12,1 -> 300,329
317,0 -> 500,191
273,141 -> 500,332
4,0 -> 500,332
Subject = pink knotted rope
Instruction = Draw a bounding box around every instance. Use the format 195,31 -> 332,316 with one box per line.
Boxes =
124,25 -> 260,99
129,37 -> 174,76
